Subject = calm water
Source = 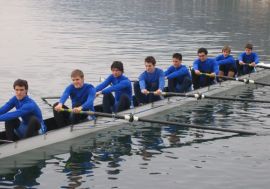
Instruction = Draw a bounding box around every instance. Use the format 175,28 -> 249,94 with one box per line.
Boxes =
1,0 -> 270,188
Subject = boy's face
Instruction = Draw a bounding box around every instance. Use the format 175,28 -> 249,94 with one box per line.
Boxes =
145,62 -> 155,73
245,48 -> 252,55
172,58 -> 182,67
111,68 -> 122,78
15,85 -> 27,100
222,50 -> 230,57
198,52 -> 207,62
72,76 -> 84,88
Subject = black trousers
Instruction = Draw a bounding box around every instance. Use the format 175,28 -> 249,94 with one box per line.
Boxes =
5,116 -> 41,141
168,76 -> 192,93
133,81 -> 161,104
102,93 -> 130,113
191,70 -> 215,90
53,102 -> 88,128
236,60 -> 254,76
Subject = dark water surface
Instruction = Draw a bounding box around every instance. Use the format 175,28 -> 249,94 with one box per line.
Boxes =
1,0 -> 270,188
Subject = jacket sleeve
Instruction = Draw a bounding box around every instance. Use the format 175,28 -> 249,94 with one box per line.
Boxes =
102,79 -> 131,94
96,75 -> 112,92
0,98 -> 15,115
166,66 -> 189,79
158,70 -> 165,90
254,53 -> 259,64
59,85 -> 72,104
238,53 -> 244,62
193,59 -> 199,71
0,103 -> 34,121
139,72 -> 146,90
212,60 -> 219,75
216,56 -> 235,66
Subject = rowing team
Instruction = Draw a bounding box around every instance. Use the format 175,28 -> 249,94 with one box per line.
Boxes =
0,43 -> 260,142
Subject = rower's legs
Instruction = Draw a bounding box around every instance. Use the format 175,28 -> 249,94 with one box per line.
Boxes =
168,78 -> 177,92
191,70 -> 200,90
53,102 -> 70,128
25,116 -> 41,138
133,81 -> 147,104
176,76 -> 192,93
117,94 -> 131,112
5,118 -> 20,141
102,93 -> 115,113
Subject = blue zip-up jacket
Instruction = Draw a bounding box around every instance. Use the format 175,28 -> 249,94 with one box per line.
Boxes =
60,83 -> 96,111
0,95 -> 46,135
193,58 -> 219,74
96,74 -> 132,103
215,54 -> 236,67
164,65 -> 191,81
238,52 -> 259,64
139,68 -> 165,91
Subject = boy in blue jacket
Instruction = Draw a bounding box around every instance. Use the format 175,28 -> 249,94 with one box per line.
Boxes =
0,79 -> 46,141
54,69 -> 96,128
215,45 -> 236,77
164,53 -> 192,93
134,56 -> 165,105
237,43 -> 259,76
96,61 -> 132,113
192,48 -> 219,90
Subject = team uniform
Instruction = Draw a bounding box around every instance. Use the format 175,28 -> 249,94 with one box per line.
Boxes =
192,58 -> 219,89
96,74 -> 132,113
215,54 -> 236,76
53,83 -> 96,127
0,96 -> 46,140
164,65 -> 192,93
237,52 -> 259,75
134,68 -> 165,104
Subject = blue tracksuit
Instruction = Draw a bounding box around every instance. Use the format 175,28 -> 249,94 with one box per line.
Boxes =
139,68 -> 165,91
0,96 -> 46,137
164,65 -> 192,92
60,83 -> 96,111
238,52 -> 259,74
216,54 -> 236,67
96,74 -> 132,103
192,58 -> 219,89
193,58 -> 219,74
238,52 -> 259,64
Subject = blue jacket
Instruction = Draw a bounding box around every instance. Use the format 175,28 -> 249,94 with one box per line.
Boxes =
215,54 -> 236,67
238,52 -> 259,64
164,65 -> 191,82
193,58 -> 219,74
96,74 -> 132,103
60,83 -> 96,111
0,96 -> 46,136
139,68 -> 165,91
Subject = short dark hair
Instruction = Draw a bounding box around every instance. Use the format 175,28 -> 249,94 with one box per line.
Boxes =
111,61 -> 124,72
245,43 -> 253,50
13,79 -> 28,90
172,53 -> 182,60
145,56 -> 156,65
71,69 -> 84,78
197,48 -> 208,55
